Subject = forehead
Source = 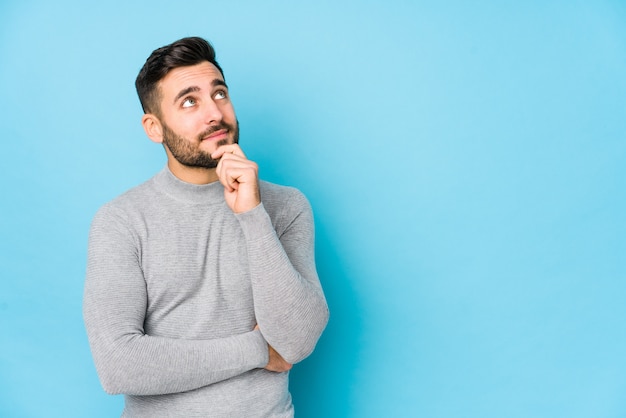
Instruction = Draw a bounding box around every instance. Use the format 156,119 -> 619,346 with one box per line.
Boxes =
158,61 -> 224,98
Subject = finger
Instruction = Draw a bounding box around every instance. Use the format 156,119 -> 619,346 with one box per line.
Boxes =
215,159 -> 237,192
223,167 -> 247,191
216,158 -> 258,186
217,162 -> 250,192
211,144 -> 246,160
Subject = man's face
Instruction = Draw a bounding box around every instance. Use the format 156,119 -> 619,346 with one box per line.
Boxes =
161,118 -> 239,169
156,61 -> 239,168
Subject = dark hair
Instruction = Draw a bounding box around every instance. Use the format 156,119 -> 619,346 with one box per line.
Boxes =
135,36 -> 224,115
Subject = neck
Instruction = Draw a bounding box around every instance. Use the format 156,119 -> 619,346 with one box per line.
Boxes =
167,159 -> 219,185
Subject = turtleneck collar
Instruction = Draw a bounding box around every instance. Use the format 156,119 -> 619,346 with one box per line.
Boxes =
153,165 -> 225,205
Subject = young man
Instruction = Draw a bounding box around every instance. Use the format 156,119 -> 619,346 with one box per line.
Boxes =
83,36 -> 329,417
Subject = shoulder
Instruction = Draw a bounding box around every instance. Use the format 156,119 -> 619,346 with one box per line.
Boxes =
259,180 -> 311,213
258,181 -> 314,233
91,176 -> 158,226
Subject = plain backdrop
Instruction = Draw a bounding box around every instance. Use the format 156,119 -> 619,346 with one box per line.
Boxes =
1,1 -> 625,417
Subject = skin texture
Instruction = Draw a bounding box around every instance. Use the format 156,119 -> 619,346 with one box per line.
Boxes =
141,61 -> 291,372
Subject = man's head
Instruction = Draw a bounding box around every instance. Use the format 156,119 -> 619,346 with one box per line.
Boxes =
136,37 -> 239,171
136,37 -> 224,116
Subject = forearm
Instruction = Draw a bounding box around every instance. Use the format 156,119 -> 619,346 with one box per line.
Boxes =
83,313 -> 267,395
83,206 -> 268,395
83,270 -> 268,395
249,234 -> 328,364
236,201 -> 329,364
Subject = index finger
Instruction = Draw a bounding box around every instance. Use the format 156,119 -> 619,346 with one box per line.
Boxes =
212,144 -> 246,159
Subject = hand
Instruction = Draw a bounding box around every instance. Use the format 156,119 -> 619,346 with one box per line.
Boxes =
254,325 -> 292,373
266,344 -> 293,373
212,144 -> 261,213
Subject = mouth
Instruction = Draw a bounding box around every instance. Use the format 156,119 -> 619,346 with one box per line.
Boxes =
202,129 -> 228,142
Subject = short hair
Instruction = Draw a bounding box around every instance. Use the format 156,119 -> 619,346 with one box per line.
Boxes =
135,36 -> 224,115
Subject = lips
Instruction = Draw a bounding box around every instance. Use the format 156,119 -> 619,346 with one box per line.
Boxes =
202,129 -> 228,141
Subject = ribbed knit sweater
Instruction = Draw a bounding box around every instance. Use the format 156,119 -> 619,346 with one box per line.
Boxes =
83,166 -> 329,417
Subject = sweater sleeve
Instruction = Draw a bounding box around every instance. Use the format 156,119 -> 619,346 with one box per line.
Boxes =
235,190 -> 329,364
83,205 -> 269,396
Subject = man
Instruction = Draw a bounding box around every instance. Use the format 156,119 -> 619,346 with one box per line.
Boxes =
83,36 -> 329,417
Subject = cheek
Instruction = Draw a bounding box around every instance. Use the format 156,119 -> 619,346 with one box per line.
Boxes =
162,111 -> 198,135
176,116 -> 204,136
221,103 -> 237,120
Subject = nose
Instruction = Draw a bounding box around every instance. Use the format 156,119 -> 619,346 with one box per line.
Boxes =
203,99 -> 223,125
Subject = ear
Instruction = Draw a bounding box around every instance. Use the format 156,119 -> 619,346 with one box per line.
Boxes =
142,114 -> 164,144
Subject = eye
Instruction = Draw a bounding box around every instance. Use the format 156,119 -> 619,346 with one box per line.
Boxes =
182,97 -> 196,108
214,90 -> 228,100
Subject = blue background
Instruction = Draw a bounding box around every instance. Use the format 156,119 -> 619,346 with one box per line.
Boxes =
1,1 -> 625,417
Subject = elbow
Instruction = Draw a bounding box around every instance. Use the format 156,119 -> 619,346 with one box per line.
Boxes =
96,365 -> 126,395
96,363 -> 151,396
284,345 -> 315,365
94,353 -> 144,395
283,306 -> 330,364
101,381 -> 123,396
91,342 -> 146,396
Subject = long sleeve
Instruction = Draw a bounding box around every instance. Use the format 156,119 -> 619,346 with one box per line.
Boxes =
83,205 -> 269,396
236,188 -> 329,364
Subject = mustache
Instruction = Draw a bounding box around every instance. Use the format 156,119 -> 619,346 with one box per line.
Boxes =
197,123 -> 233,141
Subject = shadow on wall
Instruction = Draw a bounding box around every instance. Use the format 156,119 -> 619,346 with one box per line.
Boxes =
289,219 -> 364,418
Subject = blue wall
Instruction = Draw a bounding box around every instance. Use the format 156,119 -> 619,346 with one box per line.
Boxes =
1,1 -> 625,417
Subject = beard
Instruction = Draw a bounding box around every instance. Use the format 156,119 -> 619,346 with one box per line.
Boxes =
161,120 -> 239,169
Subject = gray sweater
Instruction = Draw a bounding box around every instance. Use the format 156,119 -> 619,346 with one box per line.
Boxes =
83,167 -> 329,417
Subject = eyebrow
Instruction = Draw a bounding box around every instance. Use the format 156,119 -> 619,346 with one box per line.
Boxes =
172,79 -> 229,105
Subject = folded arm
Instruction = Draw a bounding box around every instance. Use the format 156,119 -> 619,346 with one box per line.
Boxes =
236,190 -> 329,364
83,206 -> 268,396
